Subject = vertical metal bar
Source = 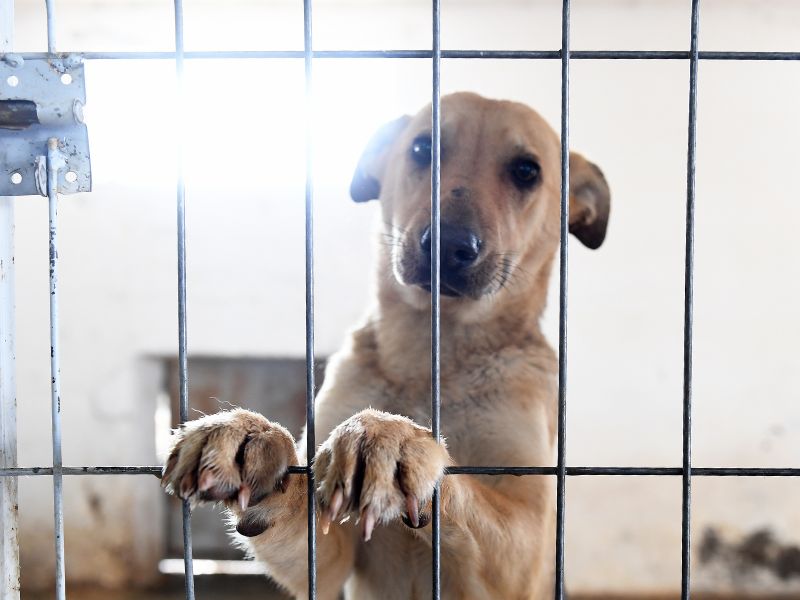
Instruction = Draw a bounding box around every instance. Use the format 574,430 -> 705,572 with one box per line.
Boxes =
0,195 -> 18,600
302,0 -> 317,598
172,1 -> 187,425
682,1 -> 700,598
0,6 -> 20,599
46,138 -> 65,600
44,0 -> 56,53
430,0 -> 442,598
554,0 -> 570,598
172,1 -> 195,598
45,9 -> 63,600
0,198 -> 19,600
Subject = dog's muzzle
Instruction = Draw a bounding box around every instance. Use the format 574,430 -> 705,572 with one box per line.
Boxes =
416,223 -> 482,297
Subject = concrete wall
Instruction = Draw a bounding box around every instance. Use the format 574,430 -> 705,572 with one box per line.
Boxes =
9,0 -> 800,594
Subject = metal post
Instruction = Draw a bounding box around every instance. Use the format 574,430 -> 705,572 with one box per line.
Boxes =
42,7 -> 66,599
302,0 -> 317,598
554,1 -> 570,598
172,0 -> 196,598
44,140 -> 65,600
45,138 -> 66,600
681,1 -> 700,598
0,4 -> 21,599
44,0 -> 56,54
430,0 -> 442,598
0,196 -> 19,600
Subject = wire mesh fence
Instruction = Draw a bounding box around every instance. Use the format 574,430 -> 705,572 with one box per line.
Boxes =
2,1 -> 800,599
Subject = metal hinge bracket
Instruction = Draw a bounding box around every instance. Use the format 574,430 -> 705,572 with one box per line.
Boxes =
0,54 -> 91,196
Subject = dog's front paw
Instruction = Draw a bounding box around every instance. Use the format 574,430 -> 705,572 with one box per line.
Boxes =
161,409 -> 298,533
314,408 -> 449,541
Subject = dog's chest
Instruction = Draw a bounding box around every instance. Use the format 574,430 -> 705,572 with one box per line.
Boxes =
379,361 -> 524,465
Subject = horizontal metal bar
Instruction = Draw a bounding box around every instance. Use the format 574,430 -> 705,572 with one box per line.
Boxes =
2,465 -> 799,477
10,50 -> 800,62
0,466 -> 164,476
452,467 -> 800,477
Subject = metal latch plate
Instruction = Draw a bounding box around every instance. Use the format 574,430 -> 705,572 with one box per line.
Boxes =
0,57 -> 91,196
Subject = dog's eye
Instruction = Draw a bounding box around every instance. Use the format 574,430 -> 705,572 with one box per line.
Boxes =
509,158 -> 541,188
410,136 -> 432,166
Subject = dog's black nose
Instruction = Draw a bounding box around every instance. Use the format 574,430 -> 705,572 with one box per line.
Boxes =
420,224 -> 482,272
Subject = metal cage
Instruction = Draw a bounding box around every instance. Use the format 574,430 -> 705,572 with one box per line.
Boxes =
2,1 -> 800,599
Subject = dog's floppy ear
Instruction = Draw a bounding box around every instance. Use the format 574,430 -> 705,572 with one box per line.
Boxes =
568,152 -> 611,249
350,115 -> 411,202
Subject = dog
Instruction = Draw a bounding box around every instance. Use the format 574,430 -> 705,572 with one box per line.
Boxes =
161,91 -> 610,599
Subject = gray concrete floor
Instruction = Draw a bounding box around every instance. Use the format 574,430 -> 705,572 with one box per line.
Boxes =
22,576 -> 289,599
20,579 -> 796,600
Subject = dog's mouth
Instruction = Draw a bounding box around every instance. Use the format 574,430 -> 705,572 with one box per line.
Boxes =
418,282 -> 464,298
411,265 -> 481,299
396,248 -> 510,301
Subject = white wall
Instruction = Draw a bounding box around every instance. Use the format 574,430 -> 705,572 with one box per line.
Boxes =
9,0 -> 800,594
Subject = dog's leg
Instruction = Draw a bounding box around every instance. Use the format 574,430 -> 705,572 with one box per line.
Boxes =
162,409 -> 355,600
313,407 -> 552,598
411,474 -> 554,598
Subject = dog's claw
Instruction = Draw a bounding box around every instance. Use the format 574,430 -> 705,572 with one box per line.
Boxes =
361,507 -> 376,542
320,512 -> 331,535
330,488 -> 344,522
405,493 -> 420,528
238,484 -> 252,512
179,472 -> 196,499
321,488 -> 344,535
198,470 -> 216,493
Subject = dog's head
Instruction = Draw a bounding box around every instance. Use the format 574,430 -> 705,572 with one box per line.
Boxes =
351,92 -> 610,316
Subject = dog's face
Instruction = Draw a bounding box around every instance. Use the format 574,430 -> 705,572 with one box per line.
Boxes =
351,92 -> 610,314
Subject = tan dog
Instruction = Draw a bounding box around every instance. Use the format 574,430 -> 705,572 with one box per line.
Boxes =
162,92 -> 610,599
